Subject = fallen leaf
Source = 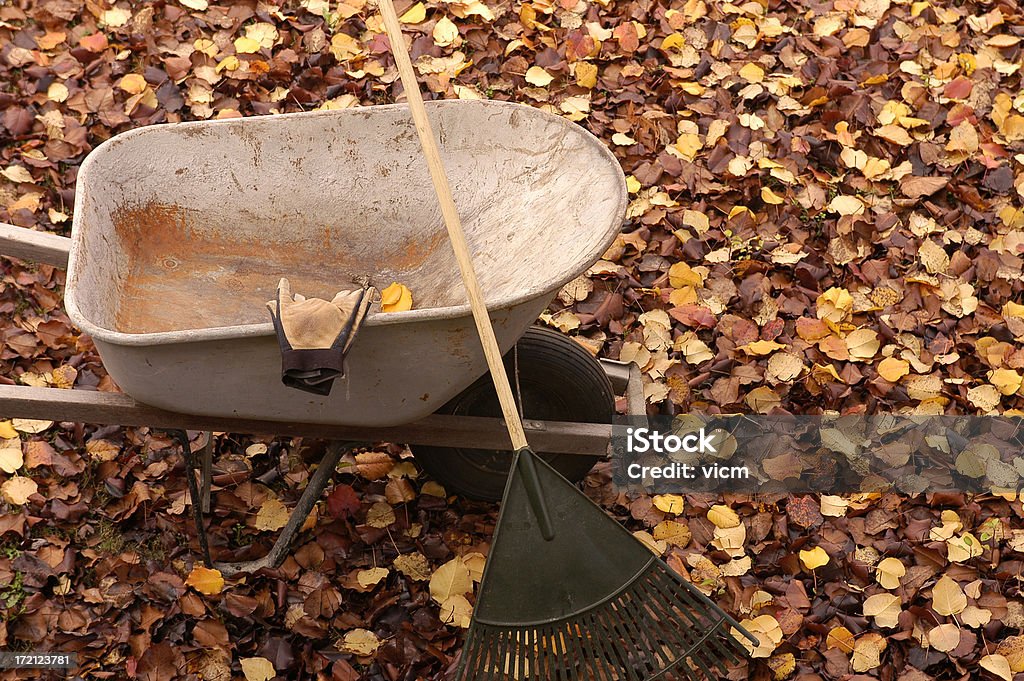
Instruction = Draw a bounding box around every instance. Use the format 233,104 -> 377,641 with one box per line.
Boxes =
525,66 -> 554,86
381,282 -> 413,312
429,557 -> 472,603
254,497 -> 289,532
337,629 -> 380,656
876,557 -> 906,589
185,566 -> 225,596
933,575 -> 967,616
799,546 -> 829,570
1,476 -> 37,505
652,494 -> 684,514
241,657 -> 275,681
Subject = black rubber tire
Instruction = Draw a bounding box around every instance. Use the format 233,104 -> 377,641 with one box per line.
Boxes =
413,326 -> 614,501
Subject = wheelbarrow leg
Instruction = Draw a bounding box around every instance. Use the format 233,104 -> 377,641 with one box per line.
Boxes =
215,440 -> 358,577
200,433 -> 213,514
169,430 -> 213,568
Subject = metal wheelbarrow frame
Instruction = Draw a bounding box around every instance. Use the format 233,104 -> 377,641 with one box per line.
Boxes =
0,220 -> 645,572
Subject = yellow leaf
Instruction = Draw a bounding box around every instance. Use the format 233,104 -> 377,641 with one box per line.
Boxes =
734,614 -> 783,658
851,633 -> 886,672
766,352 -> 804,382
525,66 -> 554,86
947,532 -> 984,563
820,495 -> 849,517
47,82 -> 69,102
653,520 -> 691,547
575,61 -> 598,88
433,16 -> 459,46
929,623 -> 961,653
330,32 -> 362,61
817,287 -> 853,323
668,262 -> 704,288
12,419 -> 52,434
380,282 -> 413,312
625,175 -> 641,193
245,22 -> 279,49
997,636 -> 1024,673
101,6 -> 132,27
932,575 -> 967,616
241,657 -> 276,681
633,530 -> 666,555
0,441 -> 23,474
394,552 -> 431,581
653,494 -> 684,514
768,652 -> 795,681
612,132 -> 636,146
254,497 -> 289,531
708,504 -> 740,528
863,593 -> 902,628
661,33 -> 685,50
739,340 -> 787,356
234,36 -> 261,54
366,501 -> 396,528
799,546 -> 829,570
1,476 -> 36,504
875,124 -> 914,145
0,166 -> 33,184
185,566 -> 225,595
990,368 -> 1023,395
216,55 -> 240,72
337,629 -> 380,656
429,557 -> 472,602
440,594 -> 473,627
193,38 -> 218,56
846,328 -> 880,362
981,654 -> 1014,681
739,62 -> 765,83
0,421 -> 18,439
180,0 -> 209,10
119,73 -> 148,95
876,557 -> 906,589
828,194 -> 865,216
357,566 -> 389,588
761,187 -> 785,204
826,626 -> 855,653
878,357 -> 910,382
919,239 -> 950,274
400,2 -> 427,23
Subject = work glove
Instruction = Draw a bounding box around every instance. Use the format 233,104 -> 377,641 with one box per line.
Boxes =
267,278 -> 375,395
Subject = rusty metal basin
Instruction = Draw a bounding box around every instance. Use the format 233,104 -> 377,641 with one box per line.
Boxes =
64,101 -> 627,426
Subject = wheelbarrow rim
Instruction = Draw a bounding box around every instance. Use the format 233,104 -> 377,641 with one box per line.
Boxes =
63,100 -> 628,347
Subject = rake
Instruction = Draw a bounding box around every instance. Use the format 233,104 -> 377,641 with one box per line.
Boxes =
376,1 -> 758,678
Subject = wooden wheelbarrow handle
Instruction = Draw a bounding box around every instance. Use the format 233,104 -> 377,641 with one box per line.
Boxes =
0,221 -> 72,269
377,0 -> 531,453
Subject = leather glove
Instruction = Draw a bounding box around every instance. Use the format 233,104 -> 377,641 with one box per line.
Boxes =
267,278 -> 375,395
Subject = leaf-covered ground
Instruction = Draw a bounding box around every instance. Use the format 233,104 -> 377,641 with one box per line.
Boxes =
3,0 -> 1024,678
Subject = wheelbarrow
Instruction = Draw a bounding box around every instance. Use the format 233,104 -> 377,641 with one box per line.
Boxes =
0,100 -> 639,569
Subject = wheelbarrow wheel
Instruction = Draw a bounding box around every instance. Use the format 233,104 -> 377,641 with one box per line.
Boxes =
413,326 -> 613,501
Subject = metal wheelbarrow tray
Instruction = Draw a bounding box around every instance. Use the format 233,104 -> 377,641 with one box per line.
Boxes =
61,100 -> 626,426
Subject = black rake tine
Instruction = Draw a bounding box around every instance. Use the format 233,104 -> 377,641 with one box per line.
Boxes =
596,602 -> 638,681
579,612 -> 612,681
617,594 -> 659,675
667,585 -> 737,668
459,634 -> 479,681
563,618 -> 586,680
591,610 -> 623,681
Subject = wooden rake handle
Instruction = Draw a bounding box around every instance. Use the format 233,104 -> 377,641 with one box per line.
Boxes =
377,0 -> 530,453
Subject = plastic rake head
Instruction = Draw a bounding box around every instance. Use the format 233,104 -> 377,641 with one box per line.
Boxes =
454,450 -> 756,681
